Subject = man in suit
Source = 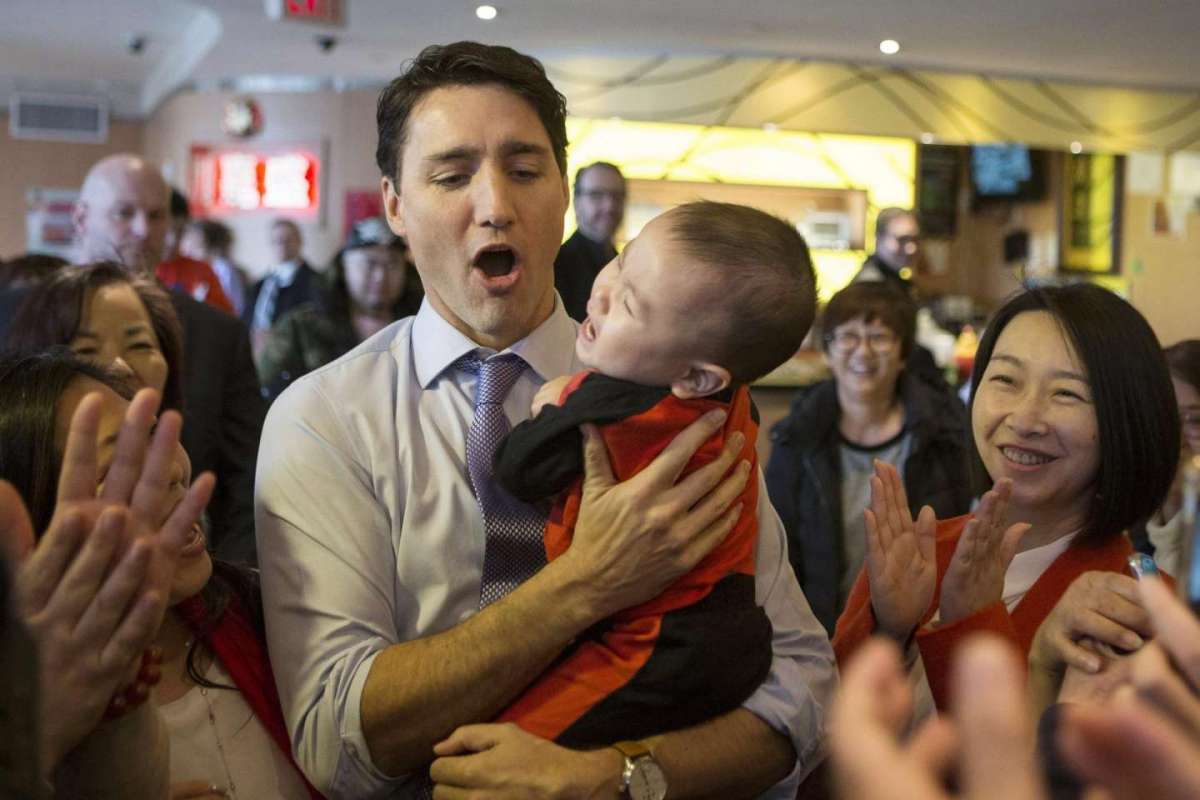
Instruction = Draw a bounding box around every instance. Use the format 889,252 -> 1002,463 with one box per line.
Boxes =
72,154 -> 264,564
244,219 -> 323,355
553,162 -> 626,321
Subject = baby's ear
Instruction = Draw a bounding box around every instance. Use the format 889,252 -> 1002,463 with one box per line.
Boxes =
671,363 -> 731,400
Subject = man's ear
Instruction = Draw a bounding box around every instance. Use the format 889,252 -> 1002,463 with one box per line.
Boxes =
671,362 -> 732,400
381,176 -> 406,237
72,201 -> 88,241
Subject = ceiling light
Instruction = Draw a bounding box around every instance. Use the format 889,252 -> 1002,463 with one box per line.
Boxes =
476,5 -> 498,20
1070,141 -> 1083,154
919,132 -> 934,144
763,122 -> 780,132
879,39 -> 900,55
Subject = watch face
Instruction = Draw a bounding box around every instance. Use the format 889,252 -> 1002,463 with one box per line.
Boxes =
629,758 -> 668,800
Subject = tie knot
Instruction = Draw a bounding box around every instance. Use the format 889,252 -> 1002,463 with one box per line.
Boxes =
456,352 -> 527,406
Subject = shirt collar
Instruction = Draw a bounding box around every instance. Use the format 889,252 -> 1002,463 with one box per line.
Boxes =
412,294 -> 579,389
275,259 -> 302,285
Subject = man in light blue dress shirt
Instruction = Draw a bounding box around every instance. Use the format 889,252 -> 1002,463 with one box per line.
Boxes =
255,41 -> 835,800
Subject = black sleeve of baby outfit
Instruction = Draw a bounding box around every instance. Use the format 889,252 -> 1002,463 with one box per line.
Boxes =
493,374 -> 670,503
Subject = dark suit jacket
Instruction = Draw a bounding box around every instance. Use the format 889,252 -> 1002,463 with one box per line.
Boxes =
553,231 -> 615,322
172,292 -> 265,565
243,260 -> 323,330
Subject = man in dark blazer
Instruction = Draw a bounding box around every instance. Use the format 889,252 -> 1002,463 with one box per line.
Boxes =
71,154 -> 264,564
553,162 -> 626,321
244,219 -> 323,352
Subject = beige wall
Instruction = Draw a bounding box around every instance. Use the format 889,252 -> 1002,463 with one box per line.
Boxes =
0,115 -> 144,260
1122,193 -> 1200,347
142,88 -> 382,279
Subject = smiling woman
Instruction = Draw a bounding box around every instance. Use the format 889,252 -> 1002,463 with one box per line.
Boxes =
832,282 -> 1180,714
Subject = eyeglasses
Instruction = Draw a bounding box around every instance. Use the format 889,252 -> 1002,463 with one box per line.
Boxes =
825,330 -> 899,354
577,189 -> 626,203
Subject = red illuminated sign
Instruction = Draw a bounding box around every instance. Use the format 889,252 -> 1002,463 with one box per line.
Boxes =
189,145 -> 320,217
265,0 -> 345,26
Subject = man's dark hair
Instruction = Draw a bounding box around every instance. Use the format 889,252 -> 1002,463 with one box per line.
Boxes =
967,283 -> 1179,545
820,282 -> 917,359
874,207 -> 915,241
186,219 -> 234,257
669,201 -> 816,385
6,261 -> 185,413
1165,339 -> 1200,393
573,161 -> 624,196
375,41 -> 568,181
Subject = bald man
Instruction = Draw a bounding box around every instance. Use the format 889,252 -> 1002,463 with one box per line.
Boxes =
72,154 -> 265,564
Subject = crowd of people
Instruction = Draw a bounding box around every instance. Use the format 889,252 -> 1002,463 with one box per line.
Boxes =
2,39 -> 1200,800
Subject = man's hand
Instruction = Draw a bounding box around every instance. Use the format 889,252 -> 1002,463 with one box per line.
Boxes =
430,723 -> 621,800
558,409 -> 751,620
532,376 -> 572,416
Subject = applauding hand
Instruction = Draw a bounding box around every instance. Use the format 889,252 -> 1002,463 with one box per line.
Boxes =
938,479 -> 1030,626
863,460 -> 937,642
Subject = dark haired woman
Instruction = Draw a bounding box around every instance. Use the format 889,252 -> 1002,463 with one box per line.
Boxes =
766,282 -> 971,634
257,218 -> 422,401
832,283 -> 1180,715
0,351 -> 322,800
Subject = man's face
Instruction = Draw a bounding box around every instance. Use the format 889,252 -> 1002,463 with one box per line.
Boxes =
573,166 -> 626,244
74,167 -> 168,273
381,83 -> 569,350
875,213 -> 920,272
271,223 -> 303,263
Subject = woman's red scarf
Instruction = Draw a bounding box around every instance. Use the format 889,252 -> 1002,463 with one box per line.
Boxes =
177,594 -> 325,800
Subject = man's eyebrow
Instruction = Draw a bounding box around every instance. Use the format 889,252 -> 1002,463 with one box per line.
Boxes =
424,145 -> 481,165
499,140 -> 550,159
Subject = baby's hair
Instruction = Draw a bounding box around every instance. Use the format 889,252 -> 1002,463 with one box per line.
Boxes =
668,201 -> 816,384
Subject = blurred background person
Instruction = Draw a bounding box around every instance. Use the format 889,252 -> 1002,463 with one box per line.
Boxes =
0,252 -> 66,291
1134,339 -> 1200,575
257,217 -> 421,401
554,161 -> 626,322
854,207 -> 920,298
245,218 -> 322,356
154,188 -> 234,315
767,282 -> 971,635
67,154 -> 264,565
180,218 -> 249,317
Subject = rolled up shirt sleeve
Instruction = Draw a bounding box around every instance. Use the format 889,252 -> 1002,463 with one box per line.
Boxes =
256,376 -> 409,798
743,470 -> 838,798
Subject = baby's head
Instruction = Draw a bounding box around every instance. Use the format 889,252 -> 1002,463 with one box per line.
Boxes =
575,201 -> 816,398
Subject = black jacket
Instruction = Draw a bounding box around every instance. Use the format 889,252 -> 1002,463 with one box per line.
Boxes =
764,373 -> 972,634
553,230 -> 615,322
243,260 -> 323,329
171,292 -> 265,565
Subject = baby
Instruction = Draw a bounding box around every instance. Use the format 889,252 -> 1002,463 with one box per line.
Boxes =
493,200 -> 817,747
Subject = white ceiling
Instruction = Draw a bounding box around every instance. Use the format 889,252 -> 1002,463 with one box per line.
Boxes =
4,0 -> 1200,118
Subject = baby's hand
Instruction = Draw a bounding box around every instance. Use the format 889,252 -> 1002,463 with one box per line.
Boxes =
532,376 -> 571,416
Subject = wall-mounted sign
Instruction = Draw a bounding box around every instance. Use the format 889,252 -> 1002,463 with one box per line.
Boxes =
264,0 -> 345,26
1060,152 -> 1125,275
189,145 -> 320,217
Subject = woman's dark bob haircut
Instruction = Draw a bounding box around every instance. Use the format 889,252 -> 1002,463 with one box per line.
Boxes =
6,261 -> 184,413
967,282 -> 1179,545
0,349 -> 133,535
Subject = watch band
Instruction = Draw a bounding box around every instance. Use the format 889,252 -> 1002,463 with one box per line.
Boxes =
612,740 -> 667,800
612,740 -> 653,761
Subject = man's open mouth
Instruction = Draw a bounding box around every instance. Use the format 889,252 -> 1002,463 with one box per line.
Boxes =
473,245 -> 517,277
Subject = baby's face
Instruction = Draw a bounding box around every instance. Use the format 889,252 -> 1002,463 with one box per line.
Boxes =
575,212 -> 715,387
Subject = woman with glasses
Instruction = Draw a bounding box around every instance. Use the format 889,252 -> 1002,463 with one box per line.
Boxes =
1137,339 -> 1200,575
765,282 -> 971,634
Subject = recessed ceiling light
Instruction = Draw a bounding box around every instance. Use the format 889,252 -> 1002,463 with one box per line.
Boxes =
476,5 -> 498,20
879,39 -> 900,55
920,132 -> 934,144
1070,141 -> 1083,154
763,122 -> 780,132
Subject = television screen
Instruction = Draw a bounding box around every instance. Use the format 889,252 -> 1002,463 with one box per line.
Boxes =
971,144 -> 1046,203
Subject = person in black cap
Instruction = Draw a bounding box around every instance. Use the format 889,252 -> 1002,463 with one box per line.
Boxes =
257,217 -> 423,401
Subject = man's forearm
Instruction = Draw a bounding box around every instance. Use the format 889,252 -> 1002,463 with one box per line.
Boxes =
361,557 -> 606,776
651,709 -> 796,799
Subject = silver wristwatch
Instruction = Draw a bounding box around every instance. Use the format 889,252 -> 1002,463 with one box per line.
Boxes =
613,740 -> 668,800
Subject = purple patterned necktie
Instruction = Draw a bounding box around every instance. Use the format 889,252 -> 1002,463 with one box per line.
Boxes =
455,352 -> 548,608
